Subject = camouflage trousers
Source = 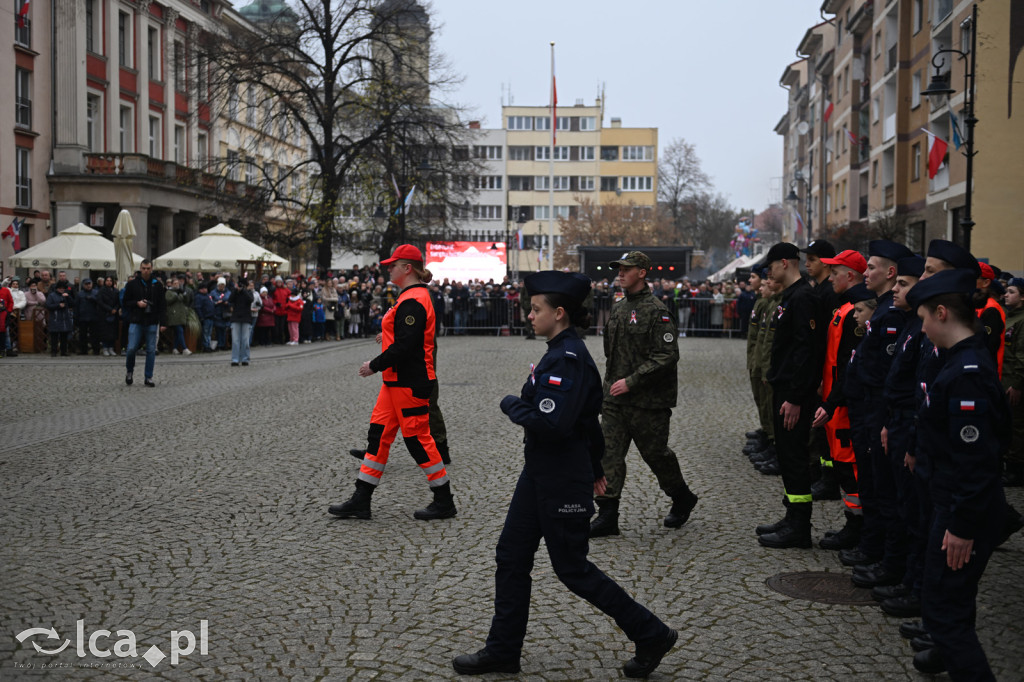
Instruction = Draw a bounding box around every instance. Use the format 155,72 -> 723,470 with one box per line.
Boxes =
597,401 -> 685,501
749,373 -> 775,441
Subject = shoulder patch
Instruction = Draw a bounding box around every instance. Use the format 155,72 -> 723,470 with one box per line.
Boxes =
405,315 -> 416,325
539,398 -> 556,413
960,424 -> 980,443
663,332 -> 674,343
809,319 -> 816,330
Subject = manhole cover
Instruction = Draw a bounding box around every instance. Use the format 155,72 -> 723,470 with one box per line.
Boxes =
766,571 -> 875,605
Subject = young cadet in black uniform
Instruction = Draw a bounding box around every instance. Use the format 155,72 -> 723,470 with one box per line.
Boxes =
756,243 -> 820,549
844,239 -> 914,586
800,240 -> 841,500
872,255 -> 925,617
453,271 -> 678,679
904,268 -> 1008,680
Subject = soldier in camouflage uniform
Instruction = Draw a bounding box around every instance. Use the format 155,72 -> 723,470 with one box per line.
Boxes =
590,251 -> 698,537
750,272 -> 783,474
743,269 -> 773,456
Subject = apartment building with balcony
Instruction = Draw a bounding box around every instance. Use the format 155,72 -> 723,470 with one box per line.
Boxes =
778,0 -> 1023,269
1,0 -> 53,263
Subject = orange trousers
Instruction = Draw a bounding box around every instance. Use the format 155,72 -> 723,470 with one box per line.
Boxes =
357,384 -> 449,488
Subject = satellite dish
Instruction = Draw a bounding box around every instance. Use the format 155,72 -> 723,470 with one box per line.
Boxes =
797,121 -> 810,136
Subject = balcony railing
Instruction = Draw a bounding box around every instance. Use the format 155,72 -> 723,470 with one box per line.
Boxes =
886,44 -> 898,74
16,178 -> 32,208
15,96 -> 32,129
14,17 -> 30,47
83,153 -> 266,202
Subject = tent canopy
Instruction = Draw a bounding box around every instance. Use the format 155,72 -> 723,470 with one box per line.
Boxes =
153,224 -> 287,271
7,223 -> 143,272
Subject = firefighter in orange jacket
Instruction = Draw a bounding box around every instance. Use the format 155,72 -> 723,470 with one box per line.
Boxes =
328,244 -> 455,521
976,262 -> 1005,378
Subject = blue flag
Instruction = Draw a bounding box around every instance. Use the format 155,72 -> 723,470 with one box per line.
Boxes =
949,111 -> 963,151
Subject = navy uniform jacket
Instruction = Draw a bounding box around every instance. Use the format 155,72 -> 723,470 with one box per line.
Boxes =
885,317 -> 925,412
916,335 -> 1008,539
855,289 -> 907,390
766,277 -> 819,406
500,328 -> 605,514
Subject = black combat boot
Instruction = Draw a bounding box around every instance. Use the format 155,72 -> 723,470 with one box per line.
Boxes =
590,498 -> 620,537
414,482 -> 457,520
758,504 -> 812,549
819,511 -> 863,550
328,480 -> 374,519
349,448 -> 365,460
663,486 -> 698,529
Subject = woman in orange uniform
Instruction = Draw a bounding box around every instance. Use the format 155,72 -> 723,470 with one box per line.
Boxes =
328,244 -> 455,521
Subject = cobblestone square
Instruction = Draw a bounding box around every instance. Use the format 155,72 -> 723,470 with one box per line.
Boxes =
1,336 -> 1022,680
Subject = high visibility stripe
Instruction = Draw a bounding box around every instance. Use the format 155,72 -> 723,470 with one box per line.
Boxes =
422,461 -> 446,476
842,491 -> 862,511
361,458 -> 386,472
358,470 -> 382,486
820,458 -> 834,468
785,492 -> 813,504
426,472 -> 449,487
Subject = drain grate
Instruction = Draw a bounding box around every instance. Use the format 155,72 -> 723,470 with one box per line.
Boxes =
765,571 -> 876,605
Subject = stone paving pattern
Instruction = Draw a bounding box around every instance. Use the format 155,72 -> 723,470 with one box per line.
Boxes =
1,337 -> 1022,680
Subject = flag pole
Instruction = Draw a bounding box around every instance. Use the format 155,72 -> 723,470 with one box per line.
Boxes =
548,41 -> 555,270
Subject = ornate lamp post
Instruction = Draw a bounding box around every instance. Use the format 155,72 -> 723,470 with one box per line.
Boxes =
785,172 -> 812,244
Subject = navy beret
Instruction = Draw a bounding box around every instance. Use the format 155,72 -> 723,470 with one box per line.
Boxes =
1008,277 -> 1024,290
868,239 -> 914,263
524,271 -> 591,306
801,240 -> 837,258
906,268 -> 977,309
846,282 -> 875,304
765,242 -> 800,264
897,256 -> 925,278
926,239 -> 980,277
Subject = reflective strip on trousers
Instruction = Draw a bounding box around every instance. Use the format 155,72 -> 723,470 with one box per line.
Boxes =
785,492 -> 813,504
358,470 -> 382,486
820,457 -> 834,468
842,491 -> 862,512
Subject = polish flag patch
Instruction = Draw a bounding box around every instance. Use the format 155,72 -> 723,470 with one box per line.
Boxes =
661,315 -> 671,322
548,376 -> 563,386
959,400 -> 975,411
886,327 -> 898,334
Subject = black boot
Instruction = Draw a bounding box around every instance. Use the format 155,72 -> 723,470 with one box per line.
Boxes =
748,443 -> 776,463
349,448 -> 365,460
328,480 -> 374,519
758,504 -> 812,549
414,482 -> 457,520
819,511 -> 863,550
755,515 -> 788,536
590,498 -> 620,537
663,486 -> 698,529
810,466 -> 841,500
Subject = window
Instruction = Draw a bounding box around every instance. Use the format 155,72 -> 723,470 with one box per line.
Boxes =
148,27 -> 160,80
472,205 -> 502,220
556,116 -> 571,131
913,0 -> 923,34
149,116 -> 161,157
86,0 -> 96,53
174,125 -> 185,164
961,20 -> 972,54
228,83 -> 239,119
15,147 -> 31,208
844,66 -> 850,95
508,116 -> 532,130
935,0 -> 953,23
15,68 -> 31,129
534,205 -> 549,220
579,146 -> 595,161
174,42 -> 185,90
119,11 -> 132,67
87,93 -> 102,151
579,116 -> 596,131
911,71 -> 921,108
577,176 -> 595,191
246,159 -> 256,185
14,0 -> 31,46
508,146 -> 532,161
837,19 -> 843,47
246,86 -> 256,125
552,176 -> 570,191
841,179 -> 847,208
508,176 -> 532,191
535,146 -> 550,161
534,176 -> 550,191
872,96 -> 880,123
872,160 -> 878,187
600,176 -> 618,192
475,175 -> 502,190
622,146 -> 654,161
227,150 -> 239,181
912,143 -> 921,180
554,206 -> 570,219
620,176 -> 653,192
553,146 -> 570,161
119,105 -> 134,152
474,145 -> 502,159
534,116 -> 550,131
875,30 -> 881,58
600,146 -> 618,161
196,132 -> 208,166
196,54 -> 208,100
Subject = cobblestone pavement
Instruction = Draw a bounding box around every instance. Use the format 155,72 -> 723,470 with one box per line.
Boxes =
1,337 -> 1022,681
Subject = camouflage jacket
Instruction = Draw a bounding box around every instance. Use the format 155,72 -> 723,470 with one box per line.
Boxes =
747,295 -> 770,372
602,285 -> 679,409
758,293 -> 782,378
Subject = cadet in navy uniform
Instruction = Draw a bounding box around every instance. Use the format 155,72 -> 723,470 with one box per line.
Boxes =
906,268 -> 1008,680
453,271 -> 677,679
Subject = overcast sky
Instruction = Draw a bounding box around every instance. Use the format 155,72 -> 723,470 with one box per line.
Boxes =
426,0 -> 829,212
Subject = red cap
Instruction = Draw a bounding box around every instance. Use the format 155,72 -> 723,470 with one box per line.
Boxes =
978,262 -> 995,280
380,244 -> 424,265
820,249 -> 867,273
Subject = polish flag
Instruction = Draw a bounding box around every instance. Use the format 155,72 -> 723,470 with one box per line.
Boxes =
549,376 -> 562,386
823,100 -> 834,122
960,400 -> 976,411
17,1 -> 29,29
921,128 -> 949,179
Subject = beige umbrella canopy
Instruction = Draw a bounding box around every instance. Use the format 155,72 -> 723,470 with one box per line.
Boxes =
111,210 -> 138,284
153,224 -> 288,272
7,223 -> 143,272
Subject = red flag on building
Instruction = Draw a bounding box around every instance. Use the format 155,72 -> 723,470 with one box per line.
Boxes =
17,0 -> 30,28
921,128 -> 949,179
823,100 -> 834,122
2,217 -> 24,252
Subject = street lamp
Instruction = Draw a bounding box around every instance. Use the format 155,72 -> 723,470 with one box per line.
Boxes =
786,174 -> 811,243
506,207 -> 527,282
921,3 -> 977,251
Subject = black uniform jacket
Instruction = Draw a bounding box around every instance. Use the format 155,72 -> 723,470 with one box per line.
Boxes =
767,277 -> 819,406
500,328 -> 605,516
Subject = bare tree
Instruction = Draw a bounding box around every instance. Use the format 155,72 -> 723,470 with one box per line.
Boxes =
688,192 -> 741,251
553,197 -> 675,269
199,0 -> 477,268
658,137 -> 711,242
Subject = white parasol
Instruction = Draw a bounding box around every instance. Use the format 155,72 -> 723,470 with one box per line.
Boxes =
112,210 -> 139,284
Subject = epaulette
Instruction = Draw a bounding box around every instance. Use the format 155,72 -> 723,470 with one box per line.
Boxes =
960,348 -> 981,373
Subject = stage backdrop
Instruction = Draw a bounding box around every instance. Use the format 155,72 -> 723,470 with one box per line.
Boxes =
425,241 -> 506,283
